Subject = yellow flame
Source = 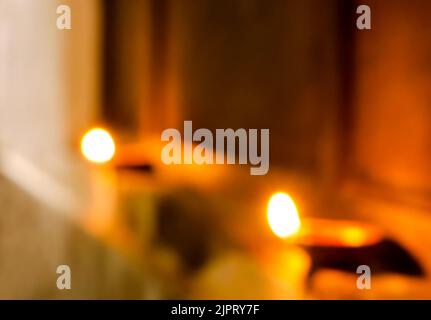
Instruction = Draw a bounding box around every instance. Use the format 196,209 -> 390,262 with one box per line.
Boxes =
339,225 -> 373,247
81,128 -> 116,163
267,192 -> 301,238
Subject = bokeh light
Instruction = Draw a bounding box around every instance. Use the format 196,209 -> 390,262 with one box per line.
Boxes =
267,192 -> 301,238
81,128 -> 116,164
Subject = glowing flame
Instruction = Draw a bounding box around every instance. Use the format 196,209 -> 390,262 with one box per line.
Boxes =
81,128 -> 116,163
267,192 -> 301,238
339,225 -> 376,247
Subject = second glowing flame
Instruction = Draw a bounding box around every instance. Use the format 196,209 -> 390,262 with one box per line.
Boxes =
267,192 -> 301,238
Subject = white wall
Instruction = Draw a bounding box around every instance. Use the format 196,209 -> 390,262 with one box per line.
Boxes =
0,0 -> 101,214
0,0 -> 146,299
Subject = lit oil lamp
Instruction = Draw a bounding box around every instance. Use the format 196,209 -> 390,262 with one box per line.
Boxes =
79,128 -> 424,280
266,192 -> 424,278
80,127 -> 154,173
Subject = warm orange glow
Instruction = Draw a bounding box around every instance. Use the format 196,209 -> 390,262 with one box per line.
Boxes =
338,225 -> 378,247
81,128 -> 116,163
267,192 -> 301,238
299,219 -> 383,247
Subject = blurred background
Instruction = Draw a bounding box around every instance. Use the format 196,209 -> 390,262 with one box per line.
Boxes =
1,0 -> 431,299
